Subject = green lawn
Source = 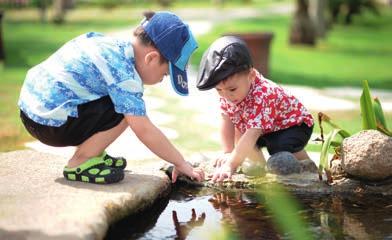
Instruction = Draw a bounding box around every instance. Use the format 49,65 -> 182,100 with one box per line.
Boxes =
0,5 -> 391,152
192,10 -> 392,89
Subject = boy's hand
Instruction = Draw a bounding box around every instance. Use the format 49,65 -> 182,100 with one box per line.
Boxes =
172,161 -> 205,183
212,162 -> 234,183
213,153 -> 231,167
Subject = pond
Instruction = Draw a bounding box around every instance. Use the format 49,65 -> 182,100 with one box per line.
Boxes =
105,185 -> 392,240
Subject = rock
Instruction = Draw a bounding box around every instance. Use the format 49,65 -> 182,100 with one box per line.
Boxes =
298,159 -> 318,173
267,151 -> 301,175
331,159 -> 346,179
342,130 -> 392,181
161,152 -> 392,196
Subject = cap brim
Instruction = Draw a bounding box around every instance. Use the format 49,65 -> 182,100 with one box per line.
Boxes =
169,63 -> 188,96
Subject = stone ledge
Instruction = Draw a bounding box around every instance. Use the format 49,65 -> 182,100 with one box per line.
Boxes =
164,153 -> 392,197
0,150 -> 171,240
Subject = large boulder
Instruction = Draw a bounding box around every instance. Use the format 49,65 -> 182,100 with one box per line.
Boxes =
342,130 -> 392,181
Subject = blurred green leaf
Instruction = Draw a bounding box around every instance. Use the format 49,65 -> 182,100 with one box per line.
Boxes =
258,183 -> 313,240
360,80 -> 377,130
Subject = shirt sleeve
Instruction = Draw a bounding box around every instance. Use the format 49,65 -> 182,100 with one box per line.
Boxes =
108,80 -> 146,116
102,41 -> 146,116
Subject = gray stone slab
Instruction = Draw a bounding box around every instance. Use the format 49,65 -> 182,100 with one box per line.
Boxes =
0,150 -> 171,240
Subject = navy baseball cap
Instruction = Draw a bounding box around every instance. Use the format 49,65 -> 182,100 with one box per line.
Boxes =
141,11 -> 198,96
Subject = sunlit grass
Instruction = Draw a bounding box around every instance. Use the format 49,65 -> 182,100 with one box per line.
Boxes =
193,9 -> 392,89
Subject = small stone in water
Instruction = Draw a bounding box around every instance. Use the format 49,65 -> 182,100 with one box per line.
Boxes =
267,151 -> 301,175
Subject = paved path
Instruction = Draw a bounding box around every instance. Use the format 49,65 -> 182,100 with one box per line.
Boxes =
0,150 -> 170,240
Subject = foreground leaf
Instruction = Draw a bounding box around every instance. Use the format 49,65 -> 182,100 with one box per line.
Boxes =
258,184 -> 313,240
360,80 -> 377,130
373,97 -> 387,128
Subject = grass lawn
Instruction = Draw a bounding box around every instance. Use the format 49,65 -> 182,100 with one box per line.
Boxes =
0,5 -> 391,152
192,9 -> 392,89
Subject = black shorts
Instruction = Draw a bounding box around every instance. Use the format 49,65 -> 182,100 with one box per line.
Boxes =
20,96 -> 124,147
256,123 -> 313,155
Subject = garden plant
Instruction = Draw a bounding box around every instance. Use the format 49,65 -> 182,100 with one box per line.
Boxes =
318,80 -> 392,183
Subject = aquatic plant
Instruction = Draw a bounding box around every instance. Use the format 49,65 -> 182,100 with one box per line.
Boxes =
194,184 -> 313,240
318,80 -> 391,183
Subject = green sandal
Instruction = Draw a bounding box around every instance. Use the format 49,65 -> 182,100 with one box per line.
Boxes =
103,153 -> 127,169
63,157 -> 124,184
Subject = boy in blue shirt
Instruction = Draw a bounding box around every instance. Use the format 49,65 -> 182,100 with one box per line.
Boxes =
18,11 -> 205,184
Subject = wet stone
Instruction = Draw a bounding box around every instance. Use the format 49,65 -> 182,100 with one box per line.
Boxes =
160,152 -> 392,196
267,151 -> 301,175
299,159 -> 318,173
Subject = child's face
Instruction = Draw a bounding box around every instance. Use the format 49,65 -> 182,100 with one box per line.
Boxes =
215,69 -> 255,104
143,55 -> 169,85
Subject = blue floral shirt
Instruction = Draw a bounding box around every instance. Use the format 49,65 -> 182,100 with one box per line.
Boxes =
18,32 -> 146,127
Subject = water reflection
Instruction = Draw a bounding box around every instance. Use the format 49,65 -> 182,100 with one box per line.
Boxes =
105,186 -> 392,240
105,197 -> 169,240
303,194 -> 392,240
208,191 -> 281,239
172,208 -> 206,239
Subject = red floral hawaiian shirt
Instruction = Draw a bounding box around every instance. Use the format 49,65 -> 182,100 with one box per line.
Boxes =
220,71 -> 314,134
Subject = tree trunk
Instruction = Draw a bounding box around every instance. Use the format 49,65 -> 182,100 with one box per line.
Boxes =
52,0 -> 66,24
0,11 -> 5,62
38,5 -> 48,23
289,0 -> 316,46
309,0 -> 327,38
157,0 -> 172,7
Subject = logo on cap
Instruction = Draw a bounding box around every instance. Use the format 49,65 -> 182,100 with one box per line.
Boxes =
177,75 -> 187,89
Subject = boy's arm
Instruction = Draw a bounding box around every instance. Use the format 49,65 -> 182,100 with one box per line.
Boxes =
220,113 -> 235,153
212,128 -> 262,182
124,115 -> 204,182
215,114 -> 235,167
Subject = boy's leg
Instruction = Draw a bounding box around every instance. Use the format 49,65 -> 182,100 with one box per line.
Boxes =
259,123 -> 313,161
67,119 -> 128,168
21,96 -> 128,183
293,149 -> 311,160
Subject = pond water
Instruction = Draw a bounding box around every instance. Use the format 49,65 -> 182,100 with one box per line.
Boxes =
106,185 -> 392,240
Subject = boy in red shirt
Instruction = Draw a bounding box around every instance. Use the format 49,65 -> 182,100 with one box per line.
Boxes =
197,36 -> 314,182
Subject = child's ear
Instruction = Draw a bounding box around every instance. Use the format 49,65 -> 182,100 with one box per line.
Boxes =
248,68 -> 256,81
144,51 -> 160,65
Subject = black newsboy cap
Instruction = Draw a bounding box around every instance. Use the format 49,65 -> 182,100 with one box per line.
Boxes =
196,36 -> 253,90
